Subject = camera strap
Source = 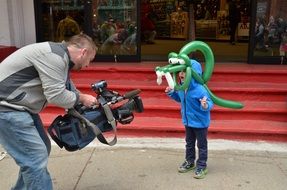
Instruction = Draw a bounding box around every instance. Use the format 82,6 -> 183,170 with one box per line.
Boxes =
68,107 -> 117,146
99,103 -> 117,145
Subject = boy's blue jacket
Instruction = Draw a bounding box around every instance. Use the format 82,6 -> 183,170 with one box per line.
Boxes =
167,60 -> 214,128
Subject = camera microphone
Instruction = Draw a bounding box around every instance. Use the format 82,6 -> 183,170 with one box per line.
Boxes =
123,89 -> 141,99
108,89 -> 141,105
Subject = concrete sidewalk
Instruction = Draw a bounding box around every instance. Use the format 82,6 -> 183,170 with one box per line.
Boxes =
1,138 -> 287,190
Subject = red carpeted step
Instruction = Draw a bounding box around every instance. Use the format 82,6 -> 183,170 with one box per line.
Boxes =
116,117 -> 287,141
117,117 -> 287,135
39,62 -> 287,142
41,103 -> 287,141
71,63 -> 287,83
41,99 -> 287,127
70,78 -> 287,102
40,113 -> 287,141
211,65 -> 287,83
136,99 -> 287,122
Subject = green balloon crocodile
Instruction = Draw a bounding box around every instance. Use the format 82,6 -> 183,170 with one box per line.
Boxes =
155,41 -> 244,109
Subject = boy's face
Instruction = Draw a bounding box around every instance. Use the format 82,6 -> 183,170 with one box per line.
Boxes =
179,71 -> 186,82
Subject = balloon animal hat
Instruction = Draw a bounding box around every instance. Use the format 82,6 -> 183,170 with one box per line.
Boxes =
155,41 -> 244,109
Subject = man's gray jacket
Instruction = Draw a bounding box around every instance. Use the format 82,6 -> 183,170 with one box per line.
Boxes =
0,42 -> 79,113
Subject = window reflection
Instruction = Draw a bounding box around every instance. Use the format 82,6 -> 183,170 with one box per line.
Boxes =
91,0 -> 137,56
40,0 -> 85,42
254,0 -> 287,64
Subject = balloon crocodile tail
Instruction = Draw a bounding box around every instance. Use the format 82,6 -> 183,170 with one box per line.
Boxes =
203,84 -> 244,109
155,40 -> 244,109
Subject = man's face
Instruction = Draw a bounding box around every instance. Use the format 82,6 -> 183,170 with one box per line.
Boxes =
72,48 -> 96,71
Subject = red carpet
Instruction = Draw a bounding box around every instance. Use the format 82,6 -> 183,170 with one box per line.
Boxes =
0,46 -> 17,62
40,62 -> 287,142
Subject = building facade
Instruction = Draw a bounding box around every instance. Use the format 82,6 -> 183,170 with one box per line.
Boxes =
1,0 -> 286,64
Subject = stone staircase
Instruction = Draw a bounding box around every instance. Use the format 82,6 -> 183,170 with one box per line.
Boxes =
40,62 -> 287,142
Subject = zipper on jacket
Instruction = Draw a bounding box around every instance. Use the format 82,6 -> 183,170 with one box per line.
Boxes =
184,90 -> 189,126
40,100 -> 47,112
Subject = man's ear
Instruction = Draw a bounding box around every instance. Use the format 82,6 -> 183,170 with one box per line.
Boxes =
81,48 -> 88,57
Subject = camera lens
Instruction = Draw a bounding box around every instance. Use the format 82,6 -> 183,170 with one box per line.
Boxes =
91,80 -> 107,91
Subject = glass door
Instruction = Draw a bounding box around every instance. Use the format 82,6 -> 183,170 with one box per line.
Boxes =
90,0 -> 140,62
34,0 -> 140,62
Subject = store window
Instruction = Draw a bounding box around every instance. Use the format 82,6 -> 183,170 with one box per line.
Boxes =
141,0 -> 250,62
34,0 -> 140,62
141,0 -> 191,61
193,0 -> 250,41
91,0 -> 139,61
34,0 -> 86,42
146,0 -> 189,40
250,0 -> 287,64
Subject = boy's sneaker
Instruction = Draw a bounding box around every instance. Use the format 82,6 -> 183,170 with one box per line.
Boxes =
194,168 -> 208,179
178,160 -> 195,173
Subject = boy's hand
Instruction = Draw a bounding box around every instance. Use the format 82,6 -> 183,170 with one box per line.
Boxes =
165,86 -> 172,93
200,96 -> 208,109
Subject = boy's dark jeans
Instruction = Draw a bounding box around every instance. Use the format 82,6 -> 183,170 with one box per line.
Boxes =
185,126 -> 208,169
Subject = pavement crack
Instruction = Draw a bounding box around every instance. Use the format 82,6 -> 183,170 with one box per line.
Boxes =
73,148 -> 96,190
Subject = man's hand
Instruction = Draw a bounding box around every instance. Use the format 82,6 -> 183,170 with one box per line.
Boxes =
200,96 -> 208,109
79,93 -> 98,108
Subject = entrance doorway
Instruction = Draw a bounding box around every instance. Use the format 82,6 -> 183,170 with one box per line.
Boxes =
140,0 -> 250,62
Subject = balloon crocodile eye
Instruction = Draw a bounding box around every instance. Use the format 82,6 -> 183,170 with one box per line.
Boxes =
168,58 -> 179,64
178,59 -> 185,64
168,58 -> 185,65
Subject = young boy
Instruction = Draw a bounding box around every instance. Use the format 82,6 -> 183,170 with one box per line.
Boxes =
165,59 -> 214,179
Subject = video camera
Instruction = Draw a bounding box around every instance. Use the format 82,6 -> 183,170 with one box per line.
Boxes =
89,80 -> 144,125
48,80 -> 144,151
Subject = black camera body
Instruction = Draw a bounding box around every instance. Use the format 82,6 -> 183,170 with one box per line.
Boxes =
48,80 -> 144,151
83,80 -> 144,126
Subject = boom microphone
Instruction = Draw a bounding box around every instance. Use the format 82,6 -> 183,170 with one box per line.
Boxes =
108,89 -> 141,105
123,89 -> 141,99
